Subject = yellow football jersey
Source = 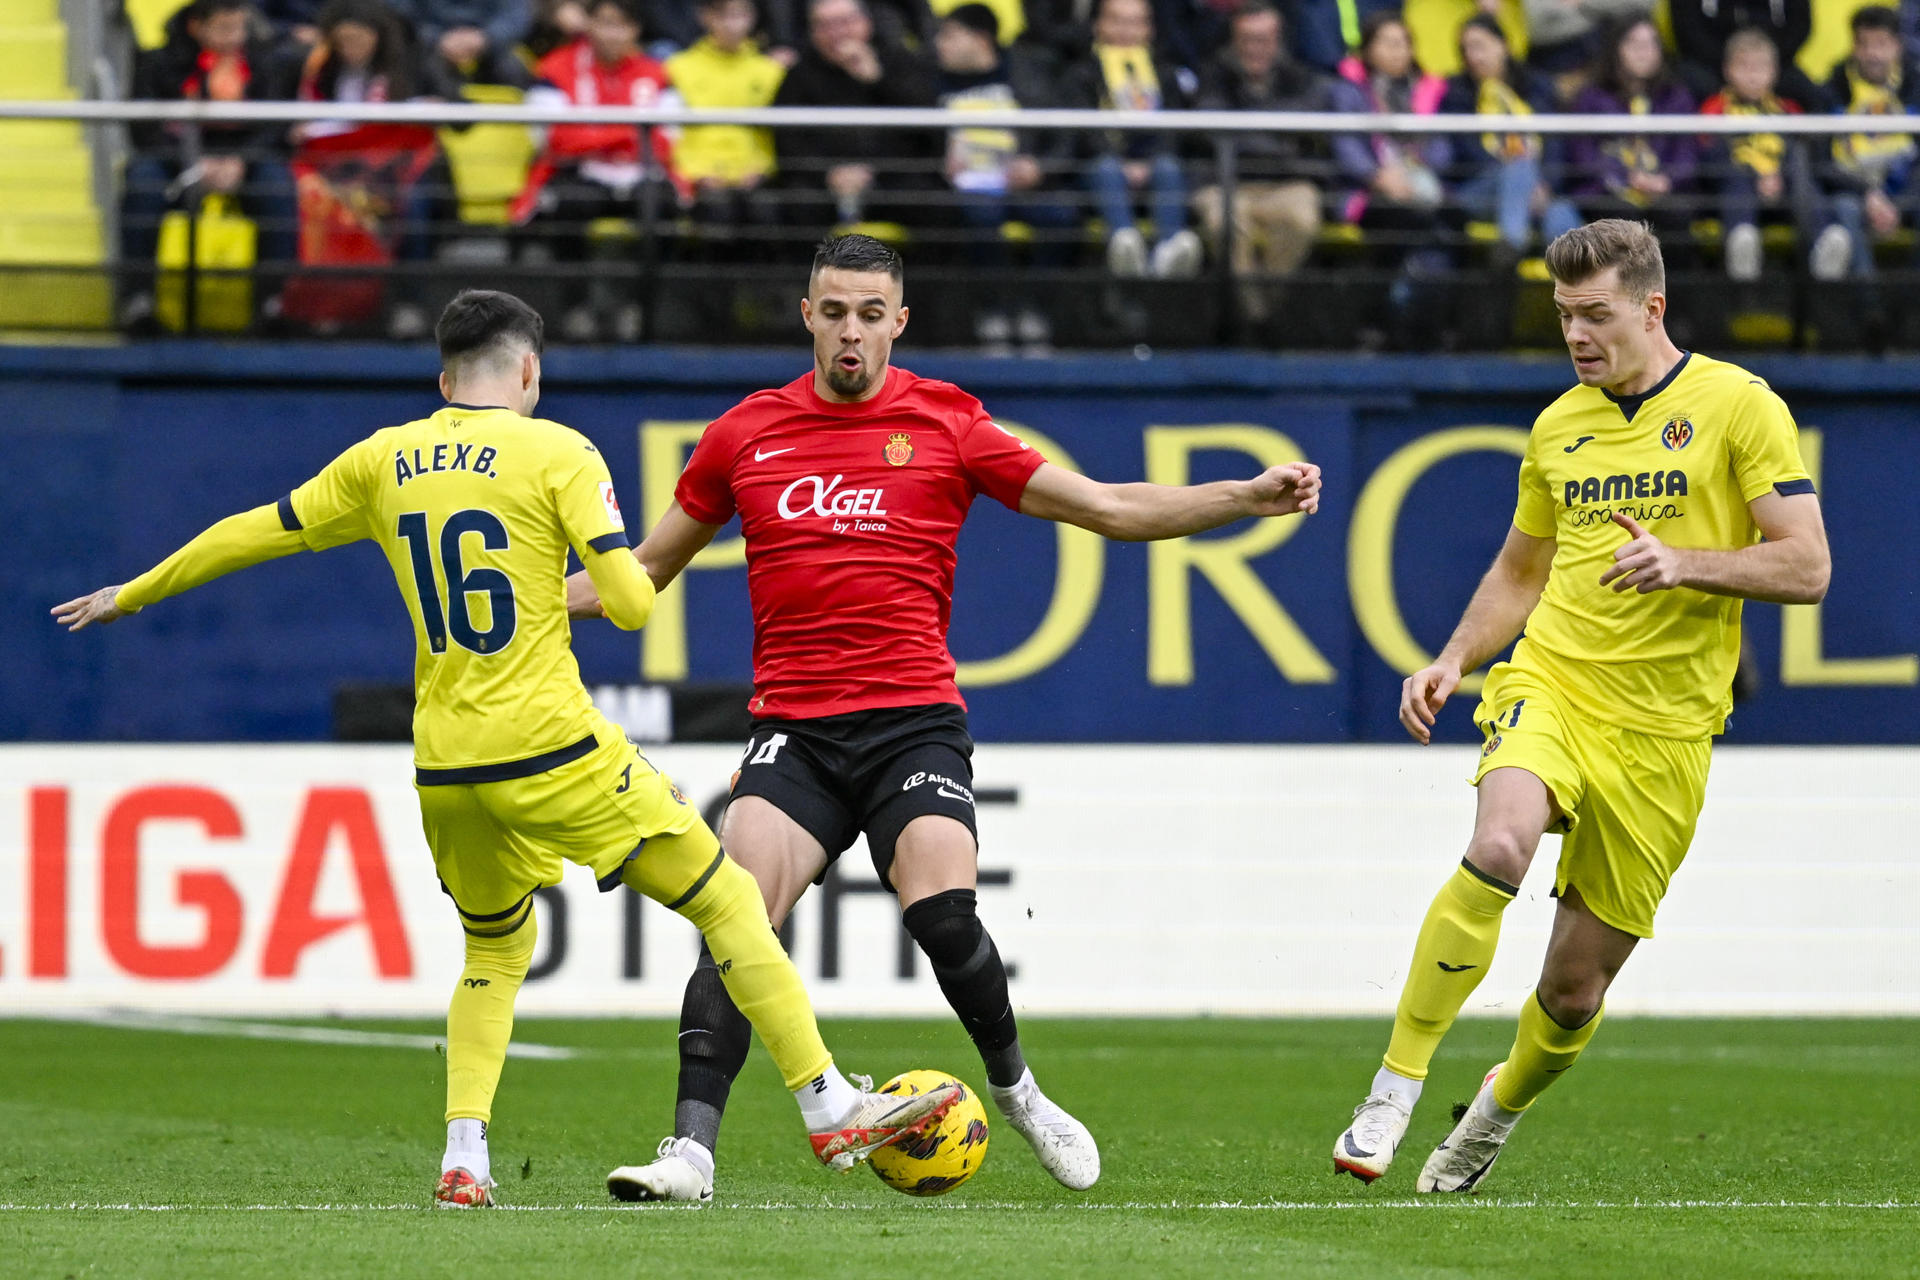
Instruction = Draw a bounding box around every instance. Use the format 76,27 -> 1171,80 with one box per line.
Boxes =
1508,352 -> 1813,738
283,404 -> 641,774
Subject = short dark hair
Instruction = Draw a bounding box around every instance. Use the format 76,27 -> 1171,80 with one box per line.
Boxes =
1545,218 -> 1665,300
1359,10 -> 1406,54
196,0 -> 253,17
811,233 -> 904,283
1232,0 -> 1281,30
437,290 -> 544,373
1853,5 -> 1900,37
589,0 -> 642,25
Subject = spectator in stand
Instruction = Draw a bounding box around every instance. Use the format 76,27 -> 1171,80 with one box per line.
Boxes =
1191,0 -> 1332,321
290,0 -> 447,337
1700,27 -> 1846,282
1060,0 -> 1204,279
667,0 -> 788,256
513,0 -> 679,340
526,0 -> 590,57
1564,16 -> 1699,256
1521,0 -> 1652,81
933,2 -> 1077,350
392,0 -> 536,94
1440,14 -> 1580,260
1331,8 -> 1453,335
761,0 -> 934,55
120,0 -> 299,331
771,0 -> 938,235
1820,5 -> 1920,281
1668,0 -> 1815,106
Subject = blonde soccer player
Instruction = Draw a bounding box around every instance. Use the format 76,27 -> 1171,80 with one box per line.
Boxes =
54,290 -> 958,1208
1330,220 -> 1831,1192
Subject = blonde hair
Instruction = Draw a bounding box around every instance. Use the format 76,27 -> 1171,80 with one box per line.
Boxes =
1545,219 -> 1665,300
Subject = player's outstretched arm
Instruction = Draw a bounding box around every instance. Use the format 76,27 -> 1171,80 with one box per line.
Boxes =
1016,460 -> 1321,541
566,503 -> 721,620
1599,493 -> 1829,604
1402,525 -> 1556,744
51,504 -> 307,632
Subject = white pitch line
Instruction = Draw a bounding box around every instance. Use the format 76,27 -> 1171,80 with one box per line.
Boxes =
39,1010 -> 579,1060
0,1200 -> 1912,1213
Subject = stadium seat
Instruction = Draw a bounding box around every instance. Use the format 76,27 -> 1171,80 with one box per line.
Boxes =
439,85 -> 537,226
1409,0 -> 1527,77
125,0 -> 195,50
1799,0 -> 1872,82
0,10 -> 107,329
155,195 -> 257,334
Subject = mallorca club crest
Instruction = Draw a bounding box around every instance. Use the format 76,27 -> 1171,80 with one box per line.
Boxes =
884,432 -> 914,467
1660,415 -> 1695,452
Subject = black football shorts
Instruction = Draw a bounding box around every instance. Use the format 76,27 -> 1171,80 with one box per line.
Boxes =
729,702 -> 978,889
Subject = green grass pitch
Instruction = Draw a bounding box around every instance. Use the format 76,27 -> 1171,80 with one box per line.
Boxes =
3,1015 -> 1915,1278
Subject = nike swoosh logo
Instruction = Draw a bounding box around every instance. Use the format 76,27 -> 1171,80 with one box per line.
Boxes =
755,446 -> 796,461
936,786 -> 972,802
1563,436 -> 1596,453
1343,1135 -> 1373,1159
1437,962 -> 1478,973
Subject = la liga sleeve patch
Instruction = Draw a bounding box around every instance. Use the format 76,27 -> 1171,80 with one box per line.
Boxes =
599,480 -> 624,530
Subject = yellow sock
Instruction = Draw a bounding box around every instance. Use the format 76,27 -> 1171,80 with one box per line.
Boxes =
445,897 -> 536,1124
1383,861 -> 1516,1081
1493,992 -> 1603,1113
624,835 -> 833,1093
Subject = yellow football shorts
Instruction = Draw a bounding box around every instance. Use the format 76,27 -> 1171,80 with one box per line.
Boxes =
1470,663 -> 1712,939
416,729 -> 707,928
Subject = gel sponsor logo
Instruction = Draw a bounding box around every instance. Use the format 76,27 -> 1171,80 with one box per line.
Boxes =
777,474 -> 890,521
1564,470 -> 1688,508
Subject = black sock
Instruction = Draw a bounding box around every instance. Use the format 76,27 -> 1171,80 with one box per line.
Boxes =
673,943 -> 751,1153
901,889 -> 1026,1088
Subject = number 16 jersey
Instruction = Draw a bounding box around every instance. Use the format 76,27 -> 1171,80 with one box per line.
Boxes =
283,404 -> 633,773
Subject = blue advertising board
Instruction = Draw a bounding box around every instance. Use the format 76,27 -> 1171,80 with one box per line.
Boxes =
3,345 -> 1914,743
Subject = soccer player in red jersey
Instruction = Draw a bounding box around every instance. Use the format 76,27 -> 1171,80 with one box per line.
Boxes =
574,235 -> 1322,1201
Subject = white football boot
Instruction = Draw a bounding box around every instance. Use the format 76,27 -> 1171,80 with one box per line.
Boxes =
1416,1063 -> 1519,1194
809,1075 -> 963,1172
607,1137 -> 714,1204
989,1069 -> 1101,1190
1332,1090 -> 1415,1183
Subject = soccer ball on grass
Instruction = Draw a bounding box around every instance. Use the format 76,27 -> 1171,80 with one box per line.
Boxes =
867,1070 -> 989,1196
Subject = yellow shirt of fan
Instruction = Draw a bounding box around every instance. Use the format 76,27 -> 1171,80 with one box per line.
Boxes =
1508,352 -> 1813,738
283,404 -> 632,771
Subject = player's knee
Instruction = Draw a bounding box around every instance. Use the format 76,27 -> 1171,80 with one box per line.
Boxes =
1464,828 -> 1535,887
1535,972 -> 1605,1029
901,888 -> 989,974
463,913 -> 537,979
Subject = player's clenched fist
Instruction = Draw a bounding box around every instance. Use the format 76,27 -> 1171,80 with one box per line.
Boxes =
51,585 -> 129,632
1599,511 -> 1684,594
1400,661 -> 1461,745
1244,462 -> 1323,517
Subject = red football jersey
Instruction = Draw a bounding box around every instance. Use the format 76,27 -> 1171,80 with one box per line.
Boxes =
675,366 -> 1046,719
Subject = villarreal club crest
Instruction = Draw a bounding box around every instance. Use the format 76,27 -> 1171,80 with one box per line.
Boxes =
884,432 -> 915,467
868,1070 -> 989,1196
1661,415 -> 1694,452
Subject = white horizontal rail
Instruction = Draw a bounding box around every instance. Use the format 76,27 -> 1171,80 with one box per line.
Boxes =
6,98 -> 1920,135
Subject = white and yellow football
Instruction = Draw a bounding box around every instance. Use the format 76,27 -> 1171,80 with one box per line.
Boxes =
867,1070 -> 990,1197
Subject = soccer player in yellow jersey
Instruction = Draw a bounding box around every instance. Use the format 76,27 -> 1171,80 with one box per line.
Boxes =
1330,220 -> 1831,1192
52,290 -> 958,1208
